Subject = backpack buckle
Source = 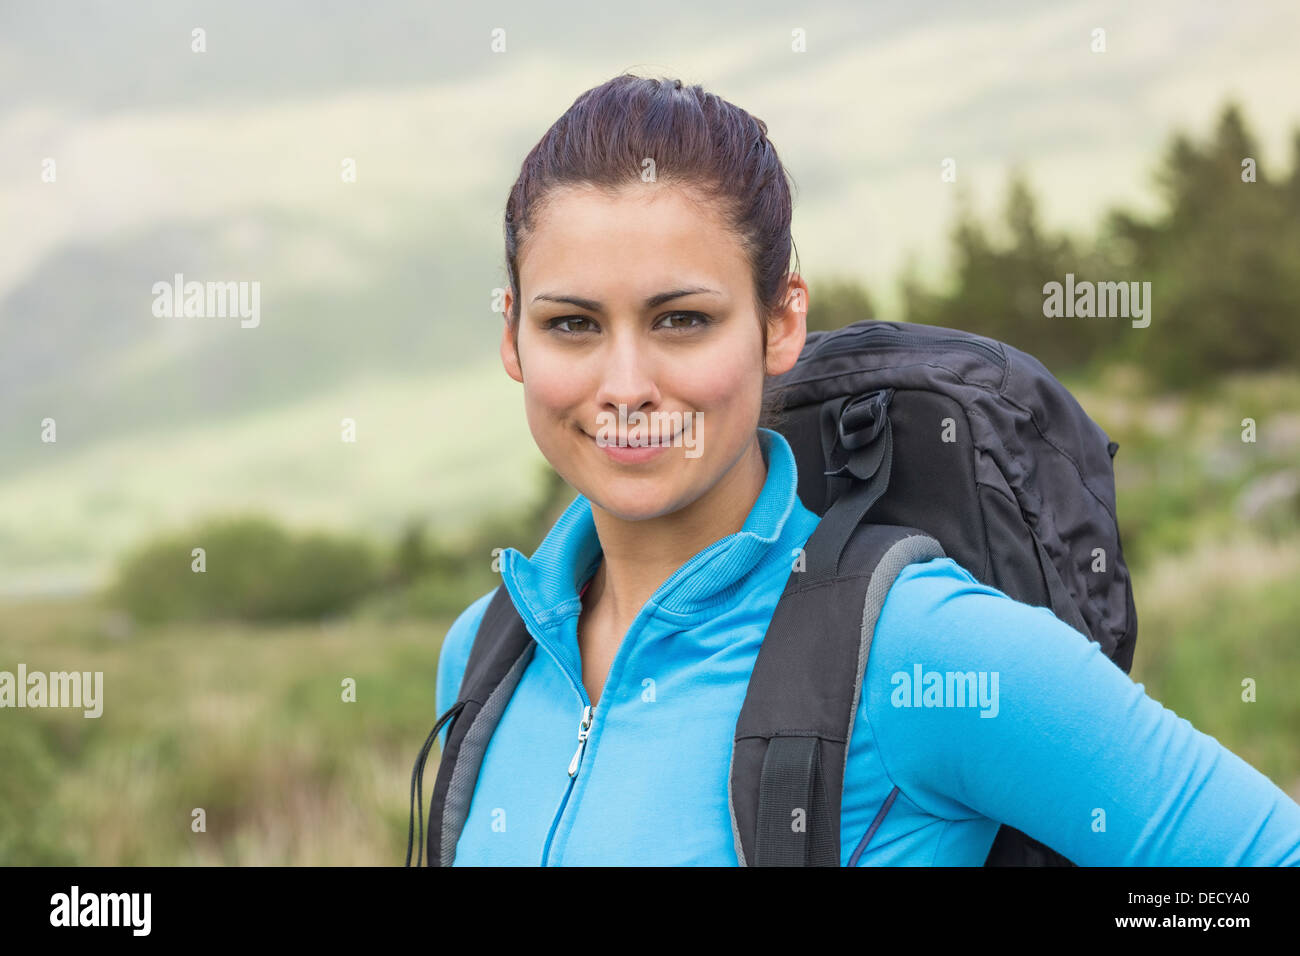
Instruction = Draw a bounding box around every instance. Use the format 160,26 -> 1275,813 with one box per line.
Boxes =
823,388 -> 894,482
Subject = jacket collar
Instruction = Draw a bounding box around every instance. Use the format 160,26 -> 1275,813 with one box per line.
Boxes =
498,427 -> 807,640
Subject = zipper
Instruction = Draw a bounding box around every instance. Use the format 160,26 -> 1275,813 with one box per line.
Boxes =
566,704 -> 595,776
541,702 -> 595,865
813,324 -> 1007,368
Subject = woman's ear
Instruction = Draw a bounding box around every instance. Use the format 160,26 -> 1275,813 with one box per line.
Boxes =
764,274 -> 808,376
501,290 -> 524,383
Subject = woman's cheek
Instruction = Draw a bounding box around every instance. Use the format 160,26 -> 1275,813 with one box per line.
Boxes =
522,352 -> 590,421
677,350 -> 756,416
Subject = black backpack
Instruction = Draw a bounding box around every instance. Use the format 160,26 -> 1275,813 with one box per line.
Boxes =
407,318 -> 1138,867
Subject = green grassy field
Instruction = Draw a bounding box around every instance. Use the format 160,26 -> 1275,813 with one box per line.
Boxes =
0,601 -> 454,865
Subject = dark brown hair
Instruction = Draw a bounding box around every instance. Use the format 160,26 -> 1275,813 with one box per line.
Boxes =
502,73 -> 800,426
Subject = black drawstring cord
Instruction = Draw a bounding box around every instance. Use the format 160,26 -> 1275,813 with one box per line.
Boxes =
406,700 -> 467,867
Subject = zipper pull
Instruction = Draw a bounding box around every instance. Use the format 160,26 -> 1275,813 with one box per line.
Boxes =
567,705 -> 594,777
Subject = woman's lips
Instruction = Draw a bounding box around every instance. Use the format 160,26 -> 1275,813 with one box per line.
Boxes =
584,428 -> 683,463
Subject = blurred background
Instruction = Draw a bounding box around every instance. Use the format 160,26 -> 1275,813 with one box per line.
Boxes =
1,0 -> 1297,863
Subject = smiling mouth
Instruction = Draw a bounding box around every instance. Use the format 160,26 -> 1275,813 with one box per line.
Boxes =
583,428 -> 682,447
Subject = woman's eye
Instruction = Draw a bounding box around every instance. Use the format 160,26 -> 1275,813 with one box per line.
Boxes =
548,316 -> 595,334
657,311 -> 709,330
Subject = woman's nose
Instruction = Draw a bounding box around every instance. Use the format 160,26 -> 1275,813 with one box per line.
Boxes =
593,336 -> 661,412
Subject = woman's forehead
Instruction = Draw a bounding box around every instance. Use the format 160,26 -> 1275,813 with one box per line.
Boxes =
520,186 -> 749,294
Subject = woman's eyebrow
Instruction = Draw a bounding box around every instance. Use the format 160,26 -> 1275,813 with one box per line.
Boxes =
531,287 -> 722,313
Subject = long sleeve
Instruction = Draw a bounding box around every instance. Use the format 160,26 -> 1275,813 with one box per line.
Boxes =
865,557 -> 1300,865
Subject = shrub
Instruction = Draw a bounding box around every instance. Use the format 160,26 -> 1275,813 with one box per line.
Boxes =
106,514 -> 381,624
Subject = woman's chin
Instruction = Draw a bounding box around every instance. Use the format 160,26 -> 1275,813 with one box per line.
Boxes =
585,485 -> 685,523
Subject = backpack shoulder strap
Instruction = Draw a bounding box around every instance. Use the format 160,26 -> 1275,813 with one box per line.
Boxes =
729,522 -> 944,866
425,584 -> 534,866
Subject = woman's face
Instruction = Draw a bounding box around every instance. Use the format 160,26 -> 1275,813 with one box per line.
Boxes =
501,181 -> 806,522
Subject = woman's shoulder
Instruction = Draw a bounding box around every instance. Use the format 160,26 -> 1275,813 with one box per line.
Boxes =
873,554 -> 1100,671
435,587 -> 500,715
445,587 -> 499,646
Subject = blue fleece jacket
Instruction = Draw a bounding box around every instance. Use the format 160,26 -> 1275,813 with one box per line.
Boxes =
434,427 -> 1300,865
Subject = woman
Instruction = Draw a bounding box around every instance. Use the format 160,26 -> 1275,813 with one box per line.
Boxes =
428,73 -> 1300,865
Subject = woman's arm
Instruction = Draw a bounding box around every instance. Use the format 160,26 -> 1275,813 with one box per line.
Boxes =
865,557 -> 1300,865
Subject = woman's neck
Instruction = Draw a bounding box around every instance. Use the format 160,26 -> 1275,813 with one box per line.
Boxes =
584,433 -> 768,625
